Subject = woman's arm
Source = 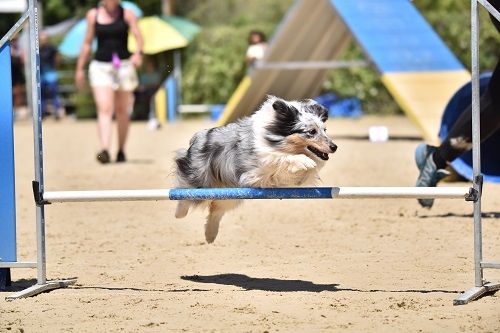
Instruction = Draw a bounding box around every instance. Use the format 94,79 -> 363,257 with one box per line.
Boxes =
75,9 -> 96,90
124,9 -> 143,68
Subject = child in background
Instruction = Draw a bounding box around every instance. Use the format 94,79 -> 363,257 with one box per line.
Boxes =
245,30 -> 267,69
40,31 -> 65,119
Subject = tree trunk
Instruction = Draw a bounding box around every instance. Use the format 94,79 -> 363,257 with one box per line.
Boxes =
162,0 -> 175,16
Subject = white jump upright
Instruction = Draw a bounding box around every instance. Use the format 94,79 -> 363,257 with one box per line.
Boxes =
0,0 -> 76,300
452,0 -> 500,305
1,0 -> 498,304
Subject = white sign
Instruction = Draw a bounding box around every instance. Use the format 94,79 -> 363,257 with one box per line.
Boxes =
0,0 -> 27,13
369,126 -> 389,143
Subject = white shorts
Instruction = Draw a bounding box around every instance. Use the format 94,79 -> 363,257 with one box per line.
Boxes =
89,59 -> 139,91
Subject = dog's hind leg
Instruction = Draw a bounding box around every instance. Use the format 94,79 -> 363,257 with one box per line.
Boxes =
205,201 -> 226,243
175,200 -> 191,218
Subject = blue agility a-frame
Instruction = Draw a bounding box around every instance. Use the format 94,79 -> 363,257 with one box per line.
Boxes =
330,0 -> 464,73
0,42 -> 16,289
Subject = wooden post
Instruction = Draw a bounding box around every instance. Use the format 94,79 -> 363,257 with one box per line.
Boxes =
162,0 -> 175,16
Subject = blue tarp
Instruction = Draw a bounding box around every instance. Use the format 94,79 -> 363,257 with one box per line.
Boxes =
315,93 -> 363,118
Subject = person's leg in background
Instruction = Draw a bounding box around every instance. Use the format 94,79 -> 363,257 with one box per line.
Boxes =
436,89 -> 500,165
416,59 -> 500,208
47,80 -> 64,119
92,86 -> 115,163
112,61 -> 139,162
147,89 -> 160,130
114,89 -> 133,162
42,80 -> 64,119
416,5 -> 500,208
40,80 -> 48,118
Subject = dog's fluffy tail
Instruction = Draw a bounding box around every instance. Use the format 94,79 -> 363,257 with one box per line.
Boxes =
174,148 -> 190,219
175,148 -> 188,162
174,148 -> 189,183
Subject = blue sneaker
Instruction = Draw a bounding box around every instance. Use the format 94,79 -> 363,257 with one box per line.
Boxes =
415,144 -> 449,208
415,143 -> 435,170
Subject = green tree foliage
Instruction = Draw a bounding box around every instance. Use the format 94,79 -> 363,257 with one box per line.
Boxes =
414,0 -> 499,70
179,0 -> 292,104
322,42 -> 402,115
42,0 -> 81,25
31,0 -> 169,37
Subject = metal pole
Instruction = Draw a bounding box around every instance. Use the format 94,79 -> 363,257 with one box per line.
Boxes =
255,60 -> 369,70
173,50 -> 182,107
0,11 -> 30,49
28,0 -> 46,286
470,0 -> 483,288
162,0 -> 174,16
477,0 -> 500,22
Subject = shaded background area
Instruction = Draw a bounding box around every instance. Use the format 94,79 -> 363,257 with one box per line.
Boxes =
2,0 -> 499,117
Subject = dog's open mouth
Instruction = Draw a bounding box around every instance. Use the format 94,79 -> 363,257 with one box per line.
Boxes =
307,146 -> 329,160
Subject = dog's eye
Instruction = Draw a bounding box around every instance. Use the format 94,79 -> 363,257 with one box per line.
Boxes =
307,129 -> 317,136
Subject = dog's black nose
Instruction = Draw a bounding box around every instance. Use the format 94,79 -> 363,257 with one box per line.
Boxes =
330,144 -> 338,153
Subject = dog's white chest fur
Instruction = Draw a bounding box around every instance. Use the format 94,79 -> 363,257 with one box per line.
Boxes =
241,152 -> 322,187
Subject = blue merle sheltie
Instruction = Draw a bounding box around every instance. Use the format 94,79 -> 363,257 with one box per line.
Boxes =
175,96 -> 337,243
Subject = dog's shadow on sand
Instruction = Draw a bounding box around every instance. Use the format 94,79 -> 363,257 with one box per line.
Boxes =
1,276 -> 462,295
181,274 -> 461,294
181,274 -> 338,292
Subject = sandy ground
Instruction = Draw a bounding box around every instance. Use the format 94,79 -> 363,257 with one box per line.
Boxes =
1,115 -> 499,332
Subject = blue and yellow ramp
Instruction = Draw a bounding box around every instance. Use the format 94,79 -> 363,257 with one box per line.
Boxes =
219,0 -> 470,144
331,0 -> 470,144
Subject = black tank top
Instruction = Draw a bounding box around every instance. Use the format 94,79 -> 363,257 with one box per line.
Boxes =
94,6 -> 131,61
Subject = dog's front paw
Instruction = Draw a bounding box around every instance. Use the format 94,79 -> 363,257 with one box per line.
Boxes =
288,155 -> 317,173
205,220 -> 219,243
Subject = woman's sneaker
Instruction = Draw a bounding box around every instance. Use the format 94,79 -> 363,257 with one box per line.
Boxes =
415,143 -> 435,170
116,150 -> 126,163
415,144 -> 449,208
97,150 -> 110,164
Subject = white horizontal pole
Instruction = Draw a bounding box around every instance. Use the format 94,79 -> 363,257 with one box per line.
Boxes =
43,187 -> 471,203
178,104 -> 213,113
331,187 -> 470,198
44,189 -> 171,202
255,60 -> 369,70
0,262 -> 37,268
480,261 -> 500,269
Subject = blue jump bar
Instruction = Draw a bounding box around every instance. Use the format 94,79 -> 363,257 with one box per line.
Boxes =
169,187 -> 334,200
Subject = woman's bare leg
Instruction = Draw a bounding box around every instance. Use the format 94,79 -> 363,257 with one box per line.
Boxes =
115,90 -> 133,152
92,86 -> 115,151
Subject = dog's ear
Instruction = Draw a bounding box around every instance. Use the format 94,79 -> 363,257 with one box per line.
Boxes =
272,99 -> 298,118
309,103 -> 328,123
266,98 -> 299,139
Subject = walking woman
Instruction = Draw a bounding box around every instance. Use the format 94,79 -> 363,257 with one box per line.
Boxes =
75,0 -> 143,163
